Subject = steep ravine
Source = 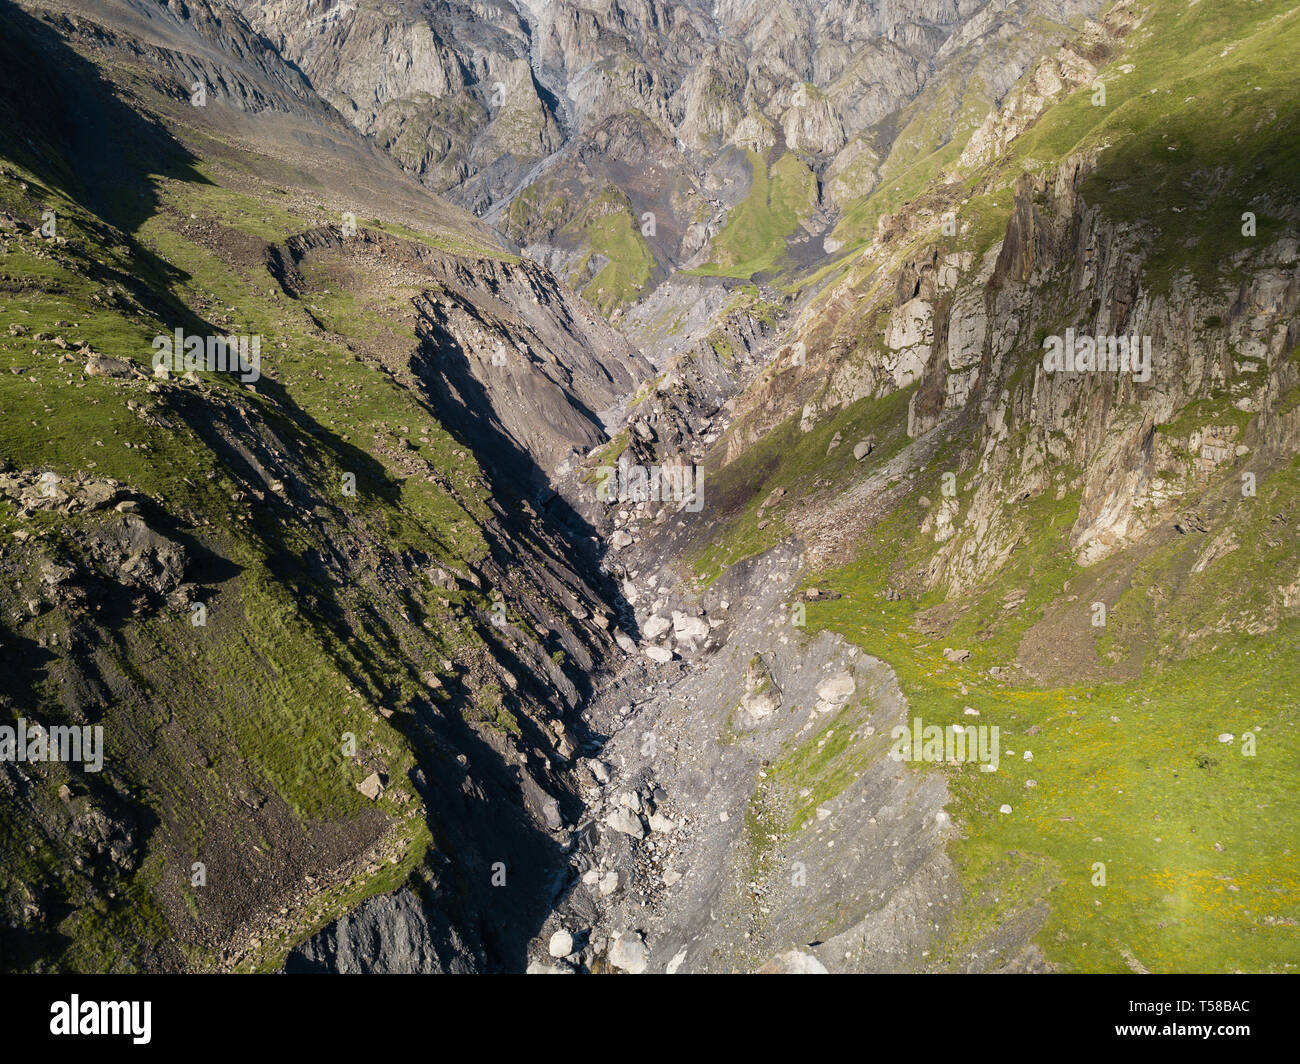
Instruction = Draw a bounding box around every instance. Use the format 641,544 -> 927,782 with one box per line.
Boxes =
14,0 -> 1297,977
286,519 -> 983,975
280,271 -> 1012,976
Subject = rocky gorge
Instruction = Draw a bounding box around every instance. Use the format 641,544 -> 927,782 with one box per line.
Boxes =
0,0 -> 1297,975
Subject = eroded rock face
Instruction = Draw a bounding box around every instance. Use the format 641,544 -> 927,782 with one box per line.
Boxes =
235,0 -> 1106,304
661,3 -> 1297,616
285,888 -> 478,974
898,148 -> 1300,588
231,0 -> 564,211
268,224 -> 651,483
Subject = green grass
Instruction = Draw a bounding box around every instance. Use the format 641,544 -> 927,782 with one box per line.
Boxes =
1006,0 -> 1300,294
821,0 -> 1300,301
687,278 -> 1300,970
811,587 -> 1300,972
691,386 -> 914,583
557,185 -> 655,315
691,152 -> 818,279
789,441 -> 1300,972
709,0 -> 1300,974
767,700 -> 889,834
830,61 -> 992,248
372,217 -> 512,261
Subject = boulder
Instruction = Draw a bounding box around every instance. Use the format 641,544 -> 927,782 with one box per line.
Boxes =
548,930 -> 574,959
811,671 -> 852,712
758,949 -> 829,974
84,354 -> 136,379
643,614 -> 672,640
608,932 -> 649,974
671,611 -> 709,642
647,812 -> 675,834
740,654 -> 781,722
605,807 -> 645,839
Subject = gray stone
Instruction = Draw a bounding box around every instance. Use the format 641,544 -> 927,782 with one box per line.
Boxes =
759,949 -> 829,974
608,932 -> 649,974
648,811 -> 675,834
643,614 -> 671,640
816,671 -> 855,705
671,611 -> 709,642
605,807 -> 645,839
356,772 -> 385,801
548,930 -> 574,958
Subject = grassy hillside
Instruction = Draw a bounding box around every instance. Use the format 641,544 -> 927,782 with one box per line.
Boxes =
0,0 -> 574,972
802,444 -> 1300,972
681,0 -> 1300,972
565,186 -> 656,314
693,151 -> 819,280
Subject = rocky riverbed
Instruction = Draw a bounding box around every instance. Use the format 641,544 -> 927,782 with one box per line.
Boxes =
521,535 -> 998,974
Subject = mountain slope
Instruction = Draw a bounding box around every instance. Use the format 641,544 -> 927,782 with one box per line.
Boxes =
0,0 -> 646,971
231,0 -> 1111,315
572,0 -> 1300,972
